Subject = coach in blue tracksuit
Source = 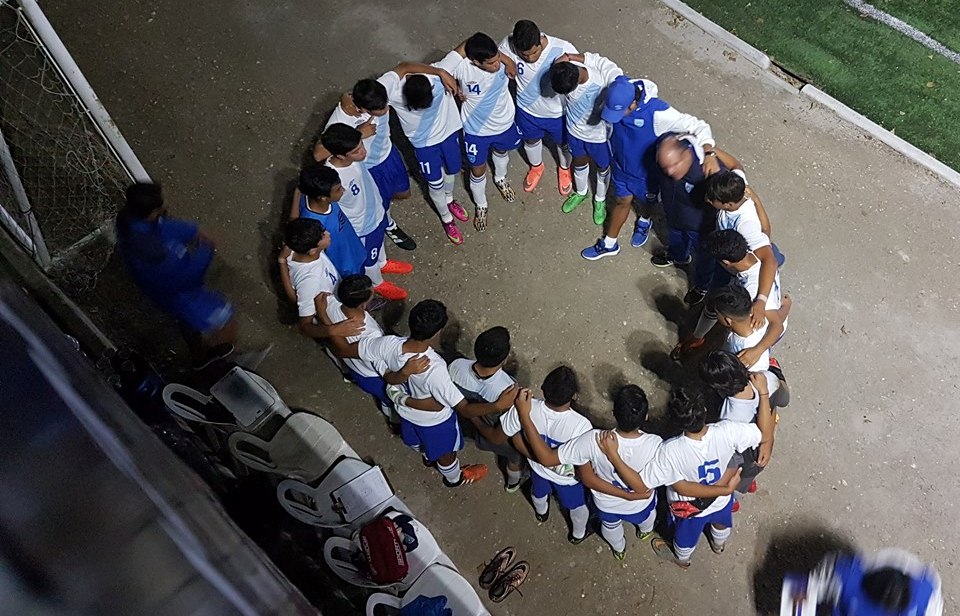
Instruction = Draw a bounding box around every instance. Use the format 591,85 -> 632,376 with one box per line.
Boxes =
815,549 -> 943,615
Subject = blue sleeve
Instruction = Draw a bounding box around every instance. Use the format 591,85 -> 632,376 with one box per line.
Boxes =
158,218 -> 199,244
168,242 -> 214,289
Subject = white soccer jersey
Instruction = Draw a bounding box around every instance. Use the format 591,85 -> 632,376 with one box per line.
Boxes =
500,399 -> 592,486
719,371 -> 780,423
326,103 -> 392,168
378,70 -> 462,149
564,53 -> 623,143
737,256 -> 782,311
724,320 -> 770,371
717,198 -> 770,252
286,252 -> 340,318
325,300 -> 385,378
358,336 -> 464,426
641,420 -> 761,516
558,429 -> 662,514
498,33 -> 577,118
324,160 -> 384,237
437,50 -> 515,137
448,358 -> 516,426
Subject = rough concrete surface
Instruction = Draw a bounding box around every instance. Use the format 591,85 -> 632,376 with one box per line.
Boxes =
43,0 -> 960,613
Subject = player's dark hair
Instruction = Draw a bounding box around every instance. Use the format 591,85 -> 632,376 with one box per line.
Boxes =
541,365 -> 579,407
298,163 -> 341,200
703,229 -> 749,263
408,299 -> 448,341
704,170 -> 746,204
550,62 -> 580,95
352,79 -> 388,111
465,32 -> 499,63
861,567 -> 912,611
336,274 -> 374,308
474,326 -> 511,368
511,20 -> 541,53
612,385 -> 648,432
699,350 -> 750,398
320,123 -> 362,156
402,75 -> 434,111
284,218 -> 326,254
124,183 -> 164,219
668,386 -> 708,433
707,284 -> 753,319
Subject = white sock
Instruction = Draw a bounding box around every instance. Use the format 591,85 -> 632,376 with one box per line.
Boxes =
674,543 -> 695,562
506,468 -> 522,486
492,151 -> 509,181
573,164 -> 589,196
559,144 -> 572,169
385,210 -> 397,230
365,263 -> 384,286
710,525 -> 732,546
524,140 -> 543,167
570,505 -> 590,539
378,402 -> 392,419
596,166 -> 611,201
469,173 -> 488,207
437,459 -> 462,484
637,508 -> 656,534
602,235 -> 618,249
638,216 -> 651,226
532,494 -> 549,516
428,180 -> 453,223
693,307 -> 718,339
443,174 -> 456,201
601,520 -> 626,553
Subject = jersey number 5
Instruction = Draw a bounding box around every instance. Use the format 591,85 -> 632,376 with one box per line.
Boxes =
697,459 -> 721,485
467,83 -> 481,94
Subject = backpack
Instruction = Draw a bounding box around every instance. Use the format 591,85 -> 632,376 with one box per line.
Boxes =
356,514 -> 417,584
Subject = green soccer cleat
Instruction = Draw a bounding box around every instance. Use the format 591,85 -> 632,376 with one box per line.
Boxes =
593,197 -> 607,226
561,192 -> 589,214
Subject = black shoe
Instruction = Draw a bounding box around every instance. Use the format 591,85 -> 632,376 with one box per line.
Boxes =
683,287 -> 708,305
651,252 -> 692,268
385,225 -> 417,250
568,528 -> 593,545
534,509 -> 549,523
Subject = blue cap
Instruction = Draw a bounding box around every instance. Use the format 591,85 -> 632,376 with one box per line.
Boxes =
601,76 -> 640,123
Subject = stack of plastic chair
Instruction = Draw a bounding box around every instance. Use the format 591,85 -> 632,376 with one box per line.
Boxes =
365,563 -> 490,616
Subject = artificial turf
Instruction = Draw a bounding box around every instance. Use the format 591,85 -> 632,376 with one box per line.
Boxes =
681,0 -> 960,171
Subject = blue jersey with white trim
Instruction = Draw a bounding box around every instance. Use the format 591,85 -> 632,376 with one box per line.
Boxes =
608,82 -> 670,179
297,195 -> 365,276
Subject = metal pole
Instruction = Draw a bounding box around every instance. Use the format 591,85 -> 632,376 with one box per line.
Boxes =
0,126 -> 51,267
17,0 -> 151,184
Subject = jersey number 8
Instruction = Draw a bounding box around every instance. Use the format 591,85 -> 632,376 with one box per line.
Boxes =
350,183 -> 361,196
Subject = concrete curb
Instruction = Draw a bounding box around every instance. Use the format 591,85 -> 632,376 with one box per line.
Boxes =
658,0 -> 771,70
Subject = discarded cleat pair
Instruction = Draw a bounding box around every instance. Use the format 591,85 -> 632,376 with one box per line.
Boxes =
479,546 -> 530,603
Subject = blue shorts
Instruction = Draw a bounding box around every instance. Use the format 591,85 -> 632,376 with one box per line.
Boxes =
671,496 -> 734,549
167,287 -> 234,334
515,108 -> 565,144
368,146 -> 410,207
568,135 -> 611,169
612,168 -> 653,200
400,413 -> 464,462
464,124 -> 522,167
530,470 -> 586,510
346,367 -> 391,408
413,131 -> 462,183
596,493 -> 658,526
359,217 -> 388,267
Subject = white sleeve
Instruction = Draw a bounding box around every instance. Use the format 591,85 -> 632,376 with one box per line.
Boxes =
585,53 -> 623,85
639,78 -> 659,100
731,422 -> 763,453
377,71 -> 402,98
434,50 -> 464,77
738,218 -> 771,251
429,369 -> 467,409
731,168 -> 749,184
557,431 -> 593,466
638,448 -> 684,489
561,39 -> 579,54
357,336 -> 391,365
498,35 -> 514,57
498,408 -> 521,437
294,277 -> 323,318
653,106 -> 715,147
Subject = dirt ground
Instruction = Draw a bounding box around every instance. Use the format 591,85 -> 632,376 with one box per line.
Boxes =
44,0 -> 960,613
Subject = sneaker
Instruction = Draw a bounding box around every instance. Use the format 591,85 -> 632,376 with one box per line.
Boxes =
706,534 -> 726,554
612,548 -> 626,561
593,197 -> 607,226
443,463 -> 488,487
494,178 -> 516,203
644,192 -> 659,205
731,499 -> 740,513
557,165 -> 573,196
523,163 -> 544,192
380,259 -> 413,275
534,509 -> 549,524
374,281 -> 407,301
636,527 -> 654,542
442,221 -> 463,245
447,199 -> 469,222
631,219 -> 652,248
747,480 -> 758,494
651,252 -> 693,268
561,192 -> 588,214
568,528 -> 593,545
385,225 -> 416,251
504,479 -> 523,494
474,206 -> 488,232
581,239 -> 620,261
683,287 -> 708,305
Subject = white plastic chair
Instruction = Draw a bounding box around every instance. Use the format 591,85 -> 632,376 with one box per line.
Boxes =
209,367 -> 291,432
162,383 -> 233,427
365,564 -> 490,616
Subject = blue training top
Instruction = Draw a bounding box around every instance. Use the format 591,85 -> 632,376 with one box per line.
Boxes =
832,554 -> 936,616
298,195 -> 366,276
657,138 -> 725,232
608,87 -> 670,181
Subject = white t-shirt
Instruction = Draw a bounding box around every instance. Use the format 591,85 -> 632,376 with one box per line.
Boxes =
436,50 -> 515,137
326,103 -> 392,168
500,399 -> 592,486
737,256 -> 782,312
564,53 -> 623,143
724,320 -> 770,372
498,33 -> 577,119
324,159 -> 384,237
286,252 -> 340,318
558,429 -> 662,514
447,358 -> 515,426
378,70 -> 462,149
720,371 -> 780,423
717,198 -> 770,252
325,300 -> 385,378
641,421 -> 762,516
358,336 -> 464,426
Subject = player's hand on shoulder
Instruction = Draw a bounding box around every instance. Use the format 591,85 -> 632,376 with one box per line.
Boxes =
748,300 -> 766,330
330,315 -> 364,338
515,387 -> 532,414
438,70 -> 460,98
400,354 -> 430,378
749,371 -> 769,396
737,344 -> 763,370
358,117 -> 377,139
701,152 -> 721,176
340,92 -> 361,116
495,383 -> 519,410
596,430 -> 619,458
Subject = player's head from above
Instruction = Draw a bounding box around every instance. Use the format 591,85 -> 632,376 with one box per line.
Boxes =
612,384 -> 649,432
337,274 -> 374,310
704,170 -> 747,210
541,365 -> 579,408
667,386 -> 708,434
511,20 -> 544,62
707,284 -> 752,328
474,326 -> 511,369
861,567 -> 912,611
352,79 -> 389,116
465,32 -> 501,73
321,123 -> 367,163
699,350 -> 750,398
600,75 -> 646,123
703,229 -> 750,273
124,182 -> 165,221
299,163 -> 344,203
408,299 -> 448,342
549,61 -> 583,95
402,75 -> 435,111
656,134 -> 696,181
284,217 -> 330,256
